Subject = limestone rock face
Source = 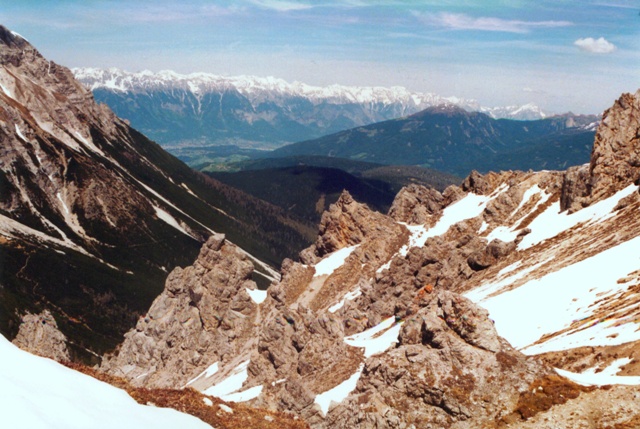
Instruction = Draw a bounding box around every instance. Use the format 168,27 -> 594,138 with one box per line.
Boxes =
562,90 -> 640,212
326,291 -> 547,429
312,191 -> 401,258
101,234 -> 261,388
590,90 -> 640,200
388,184 -> 444,224
99,89 -> 640,428
12,310 -> 70,361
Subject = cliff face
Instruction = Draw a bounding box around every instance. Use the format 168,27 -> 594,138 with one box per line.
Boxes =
101,234 -> 262,388
562,89 -> 640,212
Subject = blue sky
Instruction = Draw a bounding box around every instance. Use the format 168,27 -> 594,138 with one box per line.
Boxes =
2,0 -> 639,114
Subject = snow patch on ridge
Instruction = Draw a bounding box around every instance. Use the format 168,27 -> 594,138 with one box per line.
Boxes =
246,287 -> 267,304
203,360 -> 261,402
314,245 -> 359,277
0,81 -> 13,99
153,206 -> 195,238
14,124 -> 28,142
518,184 -> 637,250
379,189 -> 499,273
329,287 -> 362,313
469,234 -> 640,354
185,361 -> 219,387
315,364 -> 364,415
556,358 -> 640,386
344,316 -> 403,358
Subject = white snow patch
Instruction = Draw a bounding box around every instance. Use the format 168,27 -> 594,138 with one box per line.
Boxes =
466,258 -> 551,303
10,30 -> 29,42
344,316 -> 403,358
468,235 -> 640,354
0,335 -> 211,429
73,131 -> 106,157
478,221 -> 488,233
202,397 -> 213,407
246,287 -> 267,304
378,191 -> 495,273
181,183 -> 198,197
14,124 -> 29,142
518,184 -> 637,250
497,261 -> 523,277
0,81 -> 13,99
133,177 -> 280,283
314,245 -> 359,277
219,404 -> 233,413
33,119 -> 83,152
329,287 -> 361,313
556,358 -> 640,386
204,360 -> 250,399
222,384 -> 263,402
153,206 -> 195,238
0,206 -> 96,259
420,191 -> 493,243
513,184 -> 544,217
202,361 -> 220,378
487,186 -> 551,243
271,378 -> 286,386
314,364 -> 364,415
486,226 -> 519,243
56,193 -> 70,215
186,362 -> 219,387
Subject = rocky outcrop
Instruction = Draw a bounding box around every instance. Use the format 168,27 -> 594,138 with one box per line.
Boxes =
101,234 -> 262,388
561,90 -> 640,212
12,310 -> 70,361
304,191 -> 404,261
325,291 -> 550,429
388,184 -> 445,224
590,90 -> 640,199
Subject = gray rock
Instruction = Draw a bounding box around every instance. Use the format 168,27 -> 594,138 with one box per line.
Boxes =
12,310 -> 70,361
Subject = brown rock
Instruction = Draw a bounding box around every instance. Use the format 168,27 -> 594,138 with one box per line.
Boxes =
561,90 -> 640,212
325,291 -> 550,428
589,90 -> 640,201
388,184 -> 444,224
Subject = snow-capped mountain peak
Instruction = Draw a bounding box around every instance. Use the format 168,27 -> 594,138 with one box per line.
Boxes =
72,67 -> 542,118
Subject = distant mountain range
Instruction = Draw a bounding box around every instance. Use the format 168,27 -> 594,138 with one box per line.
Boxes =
269,105 -> 599,177
73,67 -> 554,153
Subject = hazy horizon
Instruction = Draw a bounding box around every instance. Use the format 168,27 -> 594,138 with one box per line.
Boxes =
3,0 -> 639,115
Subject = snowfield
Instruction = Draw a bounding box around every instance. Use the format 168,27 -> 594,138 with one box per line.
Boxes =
0,336 -> 212,429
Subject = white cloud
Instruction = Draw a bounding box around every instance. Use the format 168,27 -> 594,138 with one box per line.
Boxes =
415,12 -> 572,33
522,87 -> 546,94
574,37 -> 617,54
249,0 -> 314,11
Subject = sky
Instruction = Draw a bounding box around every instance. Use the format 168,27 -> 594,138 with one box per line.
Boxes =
1,0 -> 639,114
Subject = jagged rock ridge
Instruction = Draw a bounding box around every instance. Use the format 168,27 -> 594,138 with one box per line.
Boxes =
104,90 -> 640,428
